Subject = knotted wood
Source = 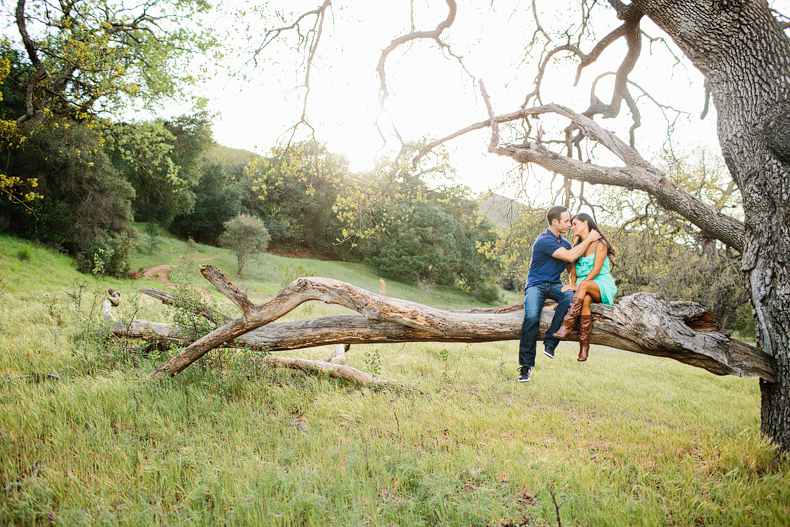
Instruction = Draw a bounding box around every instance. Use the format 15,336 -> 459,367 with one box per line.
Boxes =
111,265 -> 774,382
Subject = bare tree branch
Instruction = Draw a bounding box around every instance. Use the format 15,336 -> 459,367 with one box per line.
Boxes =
374,0 -> 459,172
479,79 -> 498,150
413,103 -> 745,251
529,0 -> 552,46
522,2 -> 646,144
376,0 -> 458,110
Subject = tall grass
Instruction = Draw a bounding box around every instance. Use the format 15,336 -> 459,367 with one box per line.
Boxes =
0,235 -> 787,526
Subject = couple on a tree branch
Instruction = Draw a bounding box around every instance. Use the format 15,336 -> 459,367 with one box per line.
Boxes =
518,206 -> 617,383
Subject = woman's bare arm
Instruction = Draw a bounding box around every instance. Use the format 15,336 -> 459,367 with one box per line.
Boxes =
581,243 -> 607,282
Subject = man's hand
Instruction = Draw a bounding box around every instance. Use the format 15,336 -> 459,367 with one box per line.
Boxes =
552,229 -> 603,262
561,284 -> 577,293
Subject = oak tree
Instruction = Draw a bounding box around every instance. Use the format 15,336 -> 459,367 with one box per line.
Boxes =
239,0 -> 790,451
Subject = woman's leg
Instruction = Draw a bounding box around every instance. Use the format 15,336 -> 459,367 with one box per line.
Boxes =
581,294 -> 593,315
576,280 -> 602,305
553,294 -> 585,339
556,281 -> 603,340
578,292 -> 595,362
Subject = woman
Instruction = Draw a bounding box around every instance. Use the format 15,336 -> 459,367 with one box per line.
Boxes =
553,212 -> 617,361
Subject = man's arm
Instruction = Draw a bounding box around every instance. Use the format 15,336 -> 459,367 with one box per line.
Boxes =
551,230 -> 601,262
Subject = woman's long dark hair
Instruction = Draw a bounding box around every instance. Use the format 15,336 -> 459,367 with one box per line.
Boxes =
571,212 -> 616,259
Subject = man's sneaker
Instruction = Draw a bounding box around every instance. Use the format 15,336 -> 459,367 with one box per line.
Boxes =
543,347 -> 555,359
518,367 -> 532,383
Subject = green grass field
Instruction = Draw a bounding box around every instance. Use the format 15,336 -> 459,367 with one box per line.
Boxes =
0,234 -> 787,526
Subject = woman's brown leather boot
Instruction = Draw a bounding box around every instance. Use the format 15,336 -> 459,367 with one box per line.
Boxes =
577,315 -> 593,361
553,296 -> 584,339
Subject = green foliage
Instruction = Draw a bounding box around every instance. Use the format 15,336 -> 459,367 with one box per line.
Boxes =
186,237 -> 200,253
0,46 -> 41,206
105,112 -> 216,227
1,0 -> 217,204
362,348 -> 382,377
69,275 -> 149,374
219,213 -> 271,276
0,118 -> 139,276
15,247 -> 31,262
438,347 -> 454,388
487,207 -> 547,292
142,221 -> 162,255
727,302 -> 757,339
248,141 -> 347,252
336,152 -> 502,303
278,263 -> 318,287
170,162 -> 244,244
3,0 -> 216,126
75,229 -> 140,278
169,262 -> 219,342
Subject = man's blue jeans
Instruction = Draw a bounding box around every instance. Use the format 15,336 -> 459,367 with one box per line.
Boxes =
518,282 -> 574,369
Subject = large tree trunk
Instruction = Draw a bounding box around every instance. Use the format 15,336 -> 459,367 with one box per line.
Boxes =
633,0 -> 790,456
112,266 -> 773,382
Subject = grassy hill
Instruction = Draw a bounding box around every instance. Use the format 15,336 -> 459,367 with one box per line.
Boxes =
0,233 -> 787,526
205,144 -> 260,166
477,192 -> 526,230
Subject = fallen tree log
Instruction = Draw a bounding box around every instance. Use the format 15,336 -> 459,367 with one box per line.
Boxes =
109,265 -> 773,382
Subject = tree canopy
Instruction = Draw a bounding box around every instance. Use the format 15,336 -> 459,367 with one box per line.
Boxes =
0,0 -> 217,203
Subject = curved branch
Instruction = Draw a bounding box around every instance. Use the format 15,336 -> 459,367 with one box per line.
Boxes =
413,104 -> 745,251
492,140 -> 745,252
581,10 -> 643,121
375,0 -> 457,109
522,43 -> 584,108
135,271 -> 773,381
15,0 -> 49,127
573,22 -> 630,86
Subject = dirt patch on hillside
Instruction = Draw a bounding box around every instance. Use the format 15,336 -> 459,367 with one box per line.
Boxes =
139,256 -> 223,302
142,264 -> 173,282
141,256 -> 223,285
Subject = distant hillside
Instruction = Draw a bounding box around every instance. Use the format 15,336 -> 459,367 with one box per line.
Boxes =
477,192 -> 525,229
205,144 -> 260,166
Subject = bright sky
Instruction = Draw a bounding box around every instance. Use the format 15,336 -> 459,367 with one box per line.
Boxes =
203,0 -> 722,200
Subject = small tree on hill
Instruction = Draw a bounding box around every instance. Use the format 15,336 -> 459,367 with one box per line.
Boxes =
219,214 -> 270,277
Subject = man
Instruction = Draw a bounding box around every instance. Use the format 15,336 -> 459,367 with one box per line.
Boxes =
518,206 -> 600,382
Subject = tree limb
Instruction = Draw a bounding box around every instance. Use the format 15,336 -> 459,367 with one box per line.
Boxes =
133,267 -> 772,382
413,104 -> 745,252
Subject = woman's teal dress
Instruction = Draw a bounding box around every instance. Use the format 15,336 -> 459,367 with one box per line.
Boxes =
575,243 -> 617,305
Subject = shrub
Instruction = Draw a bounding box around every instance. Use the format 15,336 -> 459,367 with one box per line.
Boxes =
219,213 -> 271,276
76,229 -> 140,278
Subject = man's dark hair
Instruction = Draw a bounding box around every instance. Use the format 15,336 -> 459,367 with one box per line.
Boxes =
546,205 -> 568,225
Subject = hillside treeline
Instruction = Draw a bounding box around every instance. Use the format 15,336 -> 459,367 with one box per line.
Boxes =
0,50 -> 503,302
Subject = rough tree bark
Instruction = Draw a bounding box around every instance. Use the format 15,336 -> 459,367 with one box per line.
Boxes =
109,266 -> 773,383
629,0 -> 790,459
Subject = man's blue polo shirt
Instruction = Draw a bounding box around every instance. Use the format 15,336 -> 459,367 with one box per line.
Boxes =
525,228 -> 571,289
